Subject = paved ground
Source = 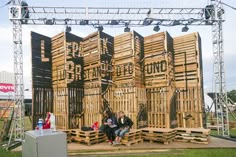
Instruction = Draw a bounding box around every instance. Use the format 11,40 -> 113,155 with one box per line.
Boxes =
68,136 -> 236,153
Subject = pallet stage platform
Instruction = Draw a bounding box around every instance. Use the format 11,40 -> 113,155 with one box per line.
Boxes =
175,128 -> 210,144
141,128 -> 176,145
120,129 -> 143,146
71,129 -> 106,146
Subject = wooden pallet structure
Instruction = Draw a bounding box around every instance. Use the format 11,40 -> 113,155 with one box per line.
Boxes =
31,32 -> 54,128
144,32 -> 176,128
175,128 -> 210,144
112,31 -> 148,129
31,30 -> 205,131
120,129 -> 143,146
81,31 -> 114,126
31,31 -> 84,130
141,127 -> 176,145
51,32 -> 84,130
173,33 -> 204,128
71,129 -> 106,145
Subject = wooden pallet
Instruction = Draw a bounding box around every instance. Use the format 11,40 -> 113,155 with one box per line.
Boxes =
53,87 -> 84,130
144,31 -> 173,55
81,31 -> 113,65
120,129 -> 143,146
144,137 -> 175,145
175,128 -> 210,144
141,128 -> 176,145
175,128 -> 210,135
71,129 -> 106,145
173,32 -> 203,88
114,31 -> 143,60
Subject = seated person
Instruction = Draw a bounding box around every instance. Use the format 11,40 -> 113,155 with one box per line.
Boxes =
102,111 -> 118,145
113,111 -> 133,145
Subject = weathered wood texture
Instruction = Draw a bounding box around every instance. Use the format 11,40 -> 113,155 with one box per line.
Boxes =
146,87 -> 176,128
144,52 -> 174,88
53,87 -> 84,129
175,128 -> 210,144
81,31 -> 114,66
32,88 -> 53,128
144,32 -> 176,129
31,31 -> 205,130
31,32 -> 53,128
173,32 -> 203,88
111,87 -> 147,129
113,31 -> 144,87
51,32 -> 83,88
141,128 -> 176,145
120,129 -> 143,146
31,32 -> 52,88
71,129 -> 106,145
176,87 -> 203,128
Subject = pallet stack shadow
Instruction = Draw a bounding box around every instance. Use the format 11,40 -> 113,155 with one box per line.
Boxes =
141,128 -> 176,145
175,128 -> 210,144
144,32 -> 176,128
173,33 -> 204,128
112,31 -> 147,129
31,31 -> 84,130
81,31 -> 114,126
71,129 -> 106,145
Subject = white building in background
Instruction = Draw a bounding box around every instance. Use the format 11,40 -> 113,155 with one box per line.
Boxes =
0,71 -> 14,84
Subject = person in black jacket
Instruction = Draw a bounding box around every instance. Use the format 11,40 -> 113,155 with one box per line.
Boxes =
113,111 -> 133,145
102,111 -> 118,145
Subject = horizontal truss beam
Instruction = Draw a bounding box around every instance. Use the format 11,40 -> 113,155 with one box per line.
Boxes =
11,6 -> 224,26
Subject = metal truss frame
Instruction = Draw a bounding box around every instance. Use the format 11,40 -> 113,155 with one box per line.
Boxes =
7,0 -> 229,148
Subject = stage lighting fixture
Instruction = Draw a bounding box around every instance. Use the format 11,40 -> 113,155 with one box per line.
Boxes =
111,20 -> 119,25
66,26 -> 72,33
153,25 -> 160,32
143,18 -> 153,26
80,20 -> 89,25
182,25 -> 189,32
124,23 -> 130,32
97,26 -> 104,32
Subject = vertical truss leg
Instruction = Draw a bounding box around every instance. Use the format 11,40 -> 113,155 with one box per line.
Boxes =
212,0 -> 229,136
8,18 -> 25,147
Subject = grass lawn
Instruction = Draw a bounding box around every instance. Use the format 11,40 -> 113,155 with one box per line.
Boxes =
1,148 -> 236,157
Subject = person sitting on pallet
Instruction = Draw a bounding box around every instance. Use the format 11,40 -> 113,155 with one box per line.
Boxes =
102,110 -> 118,145
113,111 -> 133,145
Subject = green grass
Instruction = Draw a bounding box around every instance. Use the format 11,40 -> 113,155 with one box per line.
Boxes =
1,148 -> 235,157
0,148 -> 21,157
210,128 -> 236,137
106,149 -> 236,157
0,117 -> 32,131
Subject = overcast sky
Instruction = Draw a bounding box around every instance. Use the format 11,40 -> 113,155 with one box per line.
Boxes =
0,0 -> 235,102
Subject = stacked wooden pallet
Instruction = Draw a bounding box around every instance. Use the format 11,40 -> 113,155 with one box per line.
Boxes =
81,31 -> 114,127
51,32 -> 84,130
31,32 -> 54,128
141,128 -> 176,145
144,32 -> 176,128
173,33 -> 204,128
175,128 -> 210,144
120,129 -> 143,146
112,31 -> 148,129
71,129 -> 106,145
113,31 -> 144,87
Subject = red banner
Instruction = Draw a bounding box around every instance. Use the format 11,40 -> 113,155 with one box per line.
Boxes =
0,83 -> 14,93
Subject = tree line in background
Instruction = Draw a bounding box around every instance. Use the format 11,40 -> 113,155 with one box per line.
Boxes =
228,90 -> 236,103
